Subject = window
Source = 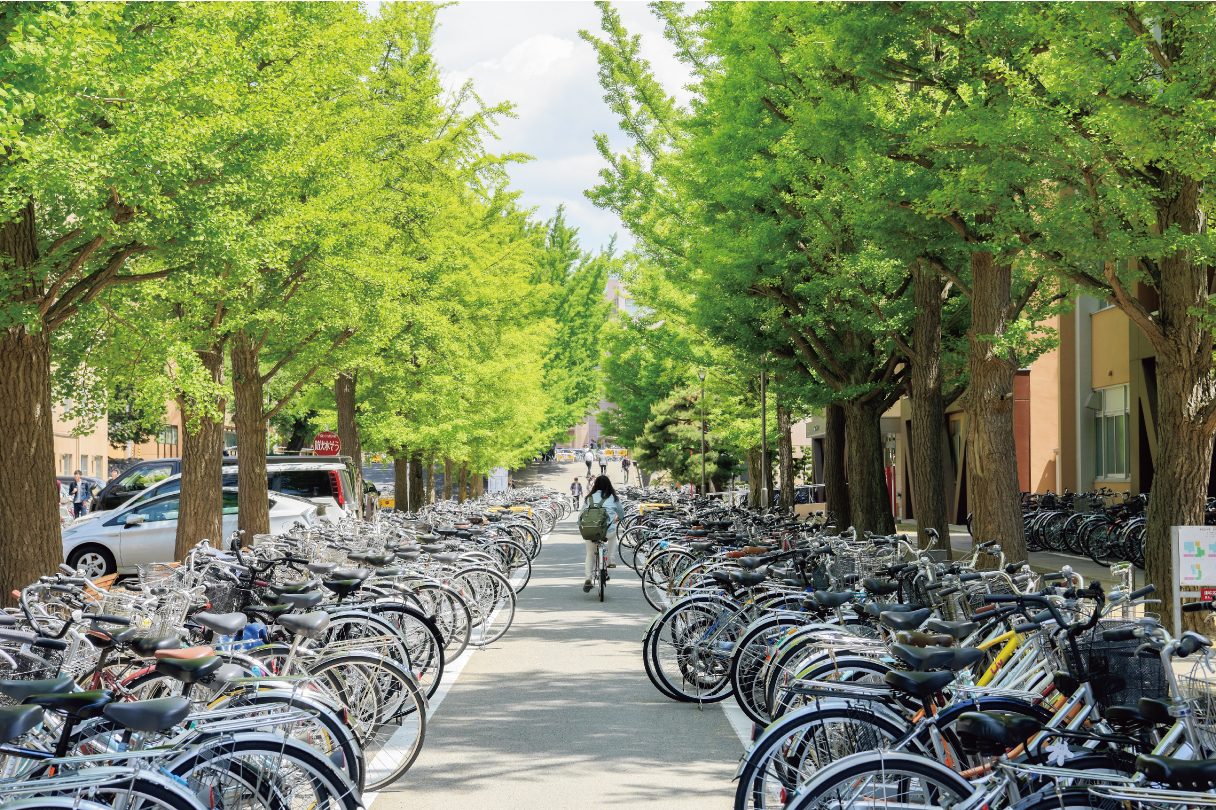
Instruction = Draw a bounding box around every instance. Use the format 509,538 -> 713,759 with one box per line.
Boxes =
1094,384 -> 1130,478
117,496 -> 180,525
221,491 -> 239,515
120,464 -> 174,492
157,426 -> 179,446
61,454 -> 72,475
94,456 -> 104,479
80,456 -> 88,476
129,478 -> 181,508
276,470 -> 334,499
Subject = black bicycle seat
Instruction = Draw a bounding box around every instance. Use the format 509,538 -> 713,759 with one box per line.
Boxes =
375,568 -> 402,577
813,591 -> 854,609
944,647 -> 985,672
87,627 -> 139,649
244,603 -> 292,617
737,557 -> 765,570
306,562 -> 338,576
728,570 -> 767,587
346,553 -> 370,562
956,711 -> 1043,756
895,631 -> 954,649
129,636 -> 182,657
924,619 -> 977,641
879,608 -> 932,632
431,553 -> 461,565
861,578 -> 901,597
0,705 -> 43,745
155,656 -> 223,685
322,579 -> 362,599
1138,697 -> 1174,725
362,554 -> 394,567
0,675 -> 75,702
420,545 -> 446,554
890,642 -> 954,671
269,582 -> 314,596
710,570 -> 733,584
194,611 -> 248,638
685,530 -> 708,538
688,542 -> 714,553
276,591 -> 324,611
24,690 -> 114,720
417,534 -> 440,543
436,528 -> 459,537
862,602 -> 921,620
1105,704 -> 1153,728
279,610 -> 331,640
1136,755 -> 1216,789
103,697 -> 191,733
330,568 -> 371,581
883,669 -> 954,699
396,550 -> 421,561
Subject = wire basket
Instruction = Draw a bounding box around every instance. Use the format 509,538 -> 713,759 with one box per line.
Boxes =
1064,619 -> 1169,710
1179,667 -> 1216,754
203,579 -> 246,615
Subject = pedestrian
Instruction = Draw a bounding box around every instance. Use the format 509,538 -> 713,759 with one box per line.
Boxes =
584,448 -> 594,477
621,455 -> 631,485
68,470 -> 94,519
570,478 -> 583,508
578,475 -> 625,593
596,448 -> 607,476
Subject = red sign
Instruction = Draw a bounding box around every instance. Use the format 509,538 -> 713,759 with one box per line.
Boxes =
312,431 -> 341,456
1203,588 -> 1216,602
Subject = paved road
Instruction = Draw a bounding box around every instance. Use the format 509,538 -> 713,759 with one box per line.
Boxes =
374,458 -> 742,810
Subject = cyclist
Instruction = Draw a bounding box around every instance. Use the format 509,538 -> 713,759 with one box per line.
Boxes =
579,475 -> 625,593
621,455 -> 631,485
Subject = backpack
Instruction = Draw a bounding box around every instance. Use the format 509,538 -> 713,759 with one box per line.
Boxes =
578,494 -> 611,542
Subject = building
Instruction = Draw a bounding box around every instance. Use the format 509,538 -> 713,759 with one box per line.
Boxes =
53,405 -> 110,479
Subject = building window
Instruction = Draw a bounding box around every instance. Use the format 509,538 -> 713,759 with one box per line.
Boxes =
94,456 -> 104,478
1094,384 -> 1129,478
61,454 -> 72,475
157,426 -> 179,446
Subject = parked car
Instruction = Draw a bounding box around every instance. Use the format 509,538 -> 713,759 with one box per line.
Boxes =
95,456 -> 359,514
62,487 -> 320,578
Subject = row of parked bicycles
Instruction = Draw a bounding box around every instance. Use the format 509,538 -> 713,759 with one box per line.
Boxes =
0,486 -> 568,810
620,494 -> 1216,810
1019,488 -> 1150,568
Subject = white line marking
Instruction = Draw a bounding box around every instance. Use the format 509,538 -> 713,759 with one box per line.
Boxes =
722,702 -> 753,747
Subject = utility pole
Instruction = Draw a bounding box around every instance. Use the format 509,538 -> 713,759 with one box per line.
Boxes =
698,370 -> 707,495
760,355 -> 768,509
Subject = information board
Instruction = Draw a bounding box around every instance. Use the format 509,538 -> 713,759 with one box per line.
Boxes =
1171,525 -> 1216,636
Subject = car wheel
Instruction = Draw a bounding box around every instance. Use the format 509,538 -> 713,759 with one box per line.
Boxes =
67,545 -> 116,580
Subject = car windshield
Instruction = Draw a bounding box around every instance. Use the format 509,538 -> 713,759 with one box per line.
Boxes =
125,478 -> 182,509
120,465 -> 173,491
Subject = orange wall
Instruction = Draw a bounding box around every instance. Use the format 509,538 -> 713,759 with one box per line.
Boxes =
1030,317 -> 1061,493
1091,307 -> 1130,388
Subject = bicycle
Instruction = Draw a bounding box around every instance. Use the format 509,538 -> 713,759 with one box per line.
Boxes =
593,538 -> 609,602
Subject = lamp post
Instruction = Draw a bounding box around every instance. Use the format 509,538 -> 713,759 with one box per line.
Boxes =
698,370 -> 707,495
760,355 -> 768,508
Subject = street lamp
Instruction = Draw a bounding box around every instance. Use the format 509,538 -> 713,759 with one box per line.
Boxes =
698,370 -> 707,495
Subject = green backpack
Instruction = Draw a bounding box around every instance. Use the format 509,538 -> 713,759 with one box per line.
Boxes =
578,494 -> 610,542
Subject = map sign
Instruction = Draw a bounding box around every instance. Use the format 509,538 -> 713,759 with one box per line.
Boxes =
1172,525 -> 1216,636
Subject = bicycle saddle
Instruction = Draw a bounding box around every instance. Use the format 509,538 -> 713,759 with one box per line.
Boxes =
24,689 -> 114,719
277,591 -> 325,611
155,656 -> 223,684
879,608 -> 932,632
362,554 -> 394,567
244,603 -> 292,617
813,591 -> 854,609
890,642 -> 954,671
375,568 -> 402,577
322,579 -> 362,599
436,528 -> 459,537
103,697 -> 191,733
1137,755 -> 1216,790
307,562 -> 338,576
396,550 -> 421,561
956,711 -> 1043,756
269,581 -> 315,596
728,570 -> 767,587
737,557 -> 766,570
455,532 -> 472,540
688,542 -> 714,553
194,611 -> 248,638
129,636 -> 182,657
1105,704 -> 1155,728
685,530 -> 708,538
431,553 -> 461,565
924,619 -> 977,641
155,646 -> 214,660
330,568 -> 371,581
862,601 -> 921,619
279,610 -> 331,640
1138,697 -> 1174,725
943,647 -> 985,671
347,553 -> 370,562
895,631 -> 953,649
710,570 -> 733,584
0,705 -> 43,745
86,627 -> 139,649
883,669 -> 954,700
416,534 -> 440,543
861,578 -> 901,597
420,545 -> 447,554
0,675 -> 75,702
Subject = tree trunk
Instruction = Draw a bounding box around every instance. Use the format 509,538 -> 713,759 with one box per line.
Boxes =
909,260 -> 952,557
965,247 -> 1026,563
176,348 -> 226,558
0,328 -> 62,602
844,397 -> 895,535
426,454 -> 436,503
1143,175 -> 1216,633
457,462 -> 468,503
408,451 -> 424,511
393,451 -> 409,512
746,446 -> 762,508
472,471 -> 484,499
231,330 -> 270,538
335,371 -> 362,518
443,457 -> 454,500
824,403 -> 851,530
777,404 -> 795,512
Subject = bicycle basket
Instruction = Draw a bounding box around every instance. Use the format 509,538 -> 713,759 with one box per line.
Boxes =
1178,667 -> 1216,754
1064,619 -> 1169,710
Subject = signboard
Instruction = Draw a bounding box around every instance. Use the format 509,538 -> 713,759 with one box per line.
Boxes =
1204,588 -> 1216,602
312,431 -> 341,456
488,467 -> 509,493
1172,525 -> 1216,636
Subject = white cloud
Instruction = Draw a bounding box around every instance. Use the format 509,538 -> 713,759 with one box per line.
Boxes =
479,34 -> 576,77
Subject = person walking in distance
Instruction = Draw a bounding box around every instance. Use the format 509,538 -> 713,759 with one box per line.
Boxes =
621,455 -> 631,485
570,478 -> 583,508
596,448 -> 608,476
584,448 -> 594,477
68,470 -> 94,519
578,475 -> 625,592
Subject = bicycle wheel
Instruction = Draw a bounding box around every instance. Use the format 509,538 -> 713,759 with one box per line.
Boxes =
641,548 -> 695,612
783,750 -> 974,810
734,702 -> 914,810
166,731 -> 361,810
730,614 -> 815,725
599,560 -> 606,603
404,582 -> 473,660
363,602 -> 446,698
451,567 -> 516,645
648,594 -> 744,702
492,539 -> 532,593
308,652 -> 427,790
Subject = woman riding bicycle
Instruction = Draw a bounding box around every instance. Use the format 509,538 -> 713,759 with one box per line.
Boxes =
579,475 -> 625,593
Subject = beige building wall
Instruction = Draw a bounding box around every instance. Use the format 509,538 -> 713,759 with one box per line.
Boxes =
130,399 -> 185,460
53,407 -> 110,478
1030,317 -> 1062,494
1091,307 -> 1131,388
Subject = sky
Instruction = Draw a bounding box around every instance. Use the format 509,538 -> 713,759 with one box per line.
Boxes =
423,2 -> 697,255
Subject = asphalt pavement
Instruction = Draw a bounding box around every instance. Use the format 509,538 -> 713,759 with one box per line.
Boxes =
373,457 -> 741,810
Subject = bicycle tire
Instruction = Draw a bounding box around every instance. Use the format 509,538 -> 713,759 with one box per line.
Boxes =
648,594 -> 744,702
451,567 -> 516,645
784,750 -> 974,810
